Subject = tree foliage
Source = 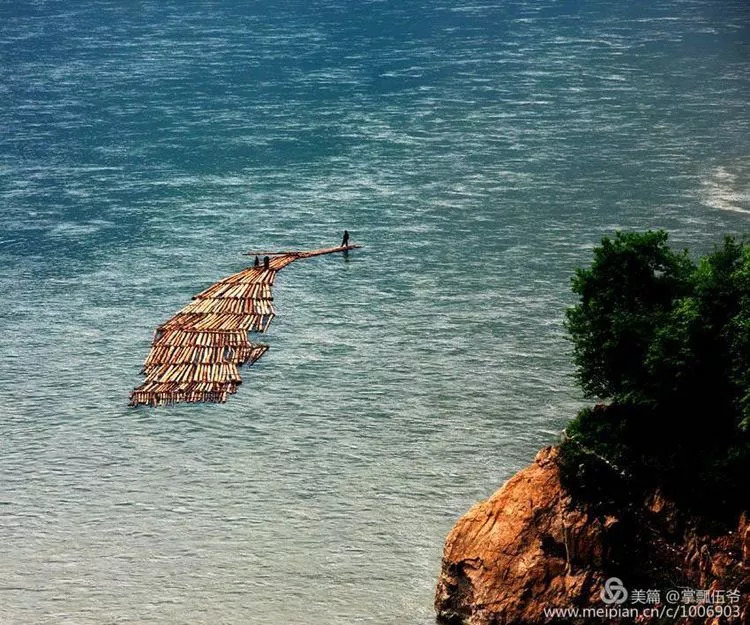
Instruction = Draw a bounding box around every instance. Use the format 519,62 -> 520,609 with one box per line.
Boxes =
562,231 -> 750,518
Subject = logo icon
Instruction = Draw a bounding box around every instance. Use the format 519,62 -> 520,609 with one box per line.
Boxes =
601,577 -> 628,605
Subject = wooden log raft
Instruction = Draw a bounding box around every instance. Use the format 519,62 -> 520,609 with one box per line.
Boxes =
129,244 -> 360,406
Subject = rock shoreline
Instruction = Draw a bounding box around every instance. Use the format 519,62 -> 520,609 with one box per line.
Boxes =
435,446 -> 749,625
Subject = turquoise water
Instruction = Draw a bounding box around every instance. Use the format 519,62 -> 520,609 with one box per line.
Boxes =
1,1 -> 748,623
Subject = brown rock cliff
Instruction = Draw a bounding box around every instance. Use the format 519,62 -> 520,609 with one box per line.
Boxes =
435,446 -> 749,625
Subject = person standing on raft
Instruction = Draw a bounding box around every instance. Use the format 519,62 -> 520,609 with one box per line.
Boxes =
341,230 -> 350,247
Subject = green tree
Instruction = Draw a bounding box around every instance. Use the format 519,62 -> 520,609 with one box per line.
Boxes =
562,231 -> 750,518
565,230 -> 693,404
646,237 -> 750,432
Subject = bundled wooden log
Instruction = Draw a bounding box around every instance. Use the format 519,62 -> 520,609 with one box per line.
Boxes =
129,243 -> 359,407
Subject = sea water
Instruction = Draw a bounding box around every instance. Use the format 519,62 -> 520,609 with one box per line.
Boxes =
1,1 -> 748,623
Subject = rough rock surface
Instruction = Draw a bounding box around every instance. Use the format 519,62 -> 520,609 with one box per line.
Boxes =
434,446 -> 749,625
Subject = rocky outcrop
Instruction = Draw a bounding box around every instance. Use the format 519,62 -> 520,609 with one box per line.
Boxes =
435,446 -> 749,625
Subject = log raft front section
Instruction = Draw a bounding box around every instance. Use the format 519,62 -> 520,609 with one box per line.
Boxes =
129,244 -> 360,407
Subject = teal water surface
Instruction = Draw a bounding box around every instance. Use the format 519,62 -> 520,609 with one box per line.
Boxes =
1,1 -> 749,623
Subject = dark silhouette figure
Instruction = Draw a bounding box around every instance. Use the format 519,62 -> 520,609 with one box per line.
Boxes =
263,256 -> 270,269
341,230 -> 350,247
254,256 -> 260,267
